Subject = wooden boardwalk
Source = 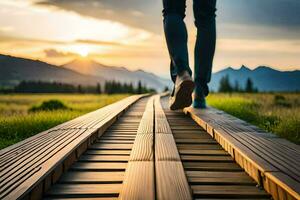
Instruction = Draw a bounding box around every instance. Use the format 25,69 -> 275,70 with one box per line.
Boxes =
0,94 -> 299,200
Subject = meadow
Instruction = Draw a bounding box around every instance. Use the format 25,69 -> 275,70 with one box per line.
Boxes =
0,94 -> 129,149
0,93 -> 299,150
207,93 -> 300,144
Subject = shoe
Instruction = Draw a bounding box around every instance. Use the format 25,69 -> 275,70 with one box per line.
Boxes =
169,71 -> 195,110
193,97 -> 207,109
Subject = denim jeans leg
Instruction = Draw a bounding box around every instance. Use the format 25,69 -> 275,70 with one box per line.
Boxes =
193,0 -> 216,96
162,0 -> 192,83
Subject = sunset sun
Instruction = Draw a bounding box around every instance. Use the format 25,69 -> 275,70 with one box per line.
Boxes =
78,48 -> 89,57
73,46 -> 89,57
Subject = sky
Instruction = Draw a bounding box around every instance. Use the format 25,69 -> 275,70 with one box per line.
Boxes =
0,0 -> 300,78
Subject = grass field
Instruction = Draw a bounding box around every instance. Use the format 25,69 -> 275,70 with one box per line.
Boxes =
1,93 -> 299,150
0,94 -> 129,149
207,93 -> 300,144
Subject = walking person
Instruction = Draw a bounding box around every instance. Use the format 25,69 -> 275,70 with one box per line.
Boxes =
163,0 -> 217,110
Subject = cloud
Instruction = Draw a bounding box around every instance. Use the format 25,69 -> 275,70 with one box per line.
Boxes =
33,0 -> 300,40
0,26 -> 14,32
35,0 -> 162,33
44,49 -> 77,57
76,39 -> 122,46
218,0 -> 300,28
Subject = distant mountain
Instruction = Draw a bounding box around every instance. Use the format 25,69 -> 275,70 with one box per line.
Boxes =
62,58 -> 171,91
210,65 -> 300,92
2,54 -> 298,92
0,54 -> 171,91
0,54 -> 104,87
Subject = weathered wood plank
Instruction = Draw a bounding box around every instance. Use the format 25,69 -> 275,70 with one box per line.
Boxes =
156,161 -> 192,200
155,134 -> 180,161
71,162 -> 127,171
191,185 -> 269,198
59,171 -> 124,183
46,184 -> 121,197
0,94 -> 146,200
85,150 -> 131,155
119,162 -> 155,200
183,162 -> 243,171
184,105 -> 300,200
154,95 -> 192,200
119,97 -> 155,200
79,155 -> 129,162
129,134 -> 153,161
90,143 -> 133,150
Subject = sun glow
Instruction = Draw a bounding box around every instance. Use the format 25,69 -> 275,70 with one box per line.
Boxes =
73,46 -> 89,57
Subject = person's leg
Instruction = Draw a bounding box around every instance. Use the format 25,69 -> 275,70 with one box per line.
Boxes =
163,0 -> 192,83
193,0 -> 216,102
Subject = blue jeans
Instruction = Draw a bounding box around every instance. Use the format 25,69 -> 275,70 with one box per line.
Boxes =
163,0 -> 216,97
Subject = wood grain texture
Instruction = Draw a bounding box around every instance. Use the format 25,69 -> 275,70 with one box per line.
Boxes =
155,161 -> 192,200
155,134 -> 180,161
46,184 -> 122,197
184,105 -> 300,200
191,185 -> 269,198
119,162 -> 155,200
59,171 -> 124,183
129,134 -> 153,161
264,172 -> 300,200
71,162 -> 127,171
0,94 -> 147,200
119,97 -> 155,200
154,95 -> 193,200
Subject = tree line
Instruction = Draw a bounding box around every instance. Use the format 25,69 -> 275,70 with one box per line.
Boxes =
0,80 -> 156,94
218,75 -> 258,93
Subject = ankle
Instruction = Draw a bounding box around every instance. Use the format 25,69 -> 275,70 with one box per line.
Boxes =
193,92 -> 205,100
178,70 -> 190,77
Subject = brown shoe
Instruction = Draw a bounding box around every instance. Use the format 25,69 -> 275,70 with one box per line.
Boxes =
169,71 -> 195,110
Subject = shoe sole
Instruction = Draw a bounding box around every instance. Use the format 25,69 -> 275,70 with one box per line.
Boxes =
170,80 -> 195,110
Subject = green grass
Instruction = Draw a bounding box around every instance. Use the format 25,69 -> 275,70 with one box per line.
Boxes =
0,94 -> 129,149
207,93 -> 300,144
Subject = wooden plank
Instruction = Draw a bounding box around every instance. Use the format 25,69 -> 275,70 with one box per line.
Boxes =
119,97 -> 155,200
188,177 -> 256,185
0,94 -> 146,200
184,106 -> 300,200
44,198 -> 117,200
186,171 -> 255,178
175,138 -> 217,144
160,97 -> 272,199
181,155 -> 234,162
119,162 -> 155,200
71,162 -> 127,171
155,134 -> 180,161
79,155 -> 129,162
129,134 -> 153,161
90,143 -> 133,150
177,144 -> 223,150
156,161 -> 192,200
191,185 -> 269,198
59,171 -> 124,183
0,129 -> 86,194
183,162 -> 243,171
46,184 -> 121,197
178,149 -> 228,155
96,140 -> 134,144
85,150 -> 131,155
100,137 -> 135,140
154,95 -> 192,200
264,172 -> 300,200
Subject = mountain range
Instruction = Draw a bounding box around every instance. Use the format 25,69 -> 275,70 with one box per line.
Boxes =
0,54 -> 170,91
0,54 -> 299,92
62,58 -> 170,91
209,65 -> 300,92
